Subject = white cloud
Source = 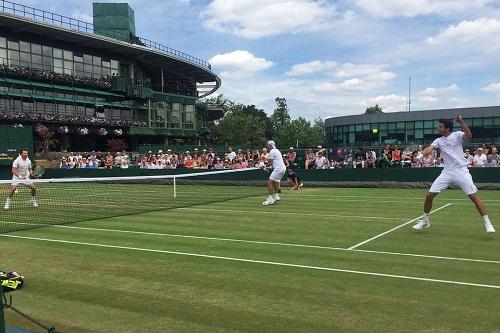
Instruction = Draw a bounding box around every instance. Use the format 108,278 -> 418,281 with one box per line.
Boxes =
286,60 -> 337,76
356,0 -> 491,18
334,63 -> 396,81
482,82 -> 500,92
419,84 -> 459,95
201,0 -> 336,39
313,78 -> 366,93
360,94 -> 407,112
425,18 -> 500,55
209,50 -> 273,78
417,84 -> 459,106
419,96 -> 439,103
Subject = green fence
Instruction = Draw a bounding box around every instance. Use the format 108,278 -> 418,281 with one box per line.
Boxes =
1,167 -> 499,184
0,126 -> 33,166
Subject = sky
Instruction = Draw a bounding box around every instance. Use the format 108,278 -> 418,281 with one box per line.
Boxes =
19,0 -> 500,120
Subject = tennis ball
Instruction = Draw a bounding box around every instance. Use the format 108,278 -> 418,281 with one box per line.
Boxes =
372,128 -> 378,134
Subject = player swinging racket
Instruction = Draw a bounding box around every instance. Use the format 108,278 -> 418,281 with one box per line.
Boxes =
4,149 -> 38,210
262,140 -> 286,206
413,115 -> 495,234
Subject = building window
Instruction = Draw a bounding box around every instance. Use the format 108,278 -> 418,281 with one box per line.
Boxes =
31,43 -> 42,55
7,50 -> 19,66
0,48 -> 7,65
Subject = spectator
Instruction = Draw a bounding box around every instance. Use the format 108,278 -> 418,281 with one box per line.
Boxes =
416,145 -> 424,160
104,153 -> 113,169
305,148 -> 315,169
314,150 -> 329,169
473,148 -> 487,167
464,149 -> 474,167
421,153 -> 435,167
286,147 -> 297,166
391,145 -> 402,167
365,149 -> 376,168
59,158 -> 69,169
227,147 -> 236,162
383,145 -> 392,162
260,147 -> 269,161
283,154 -> 290,168
410,151 -> 421,168
489,147 -> 499,167
213,158 -> 224,169
354,147 -> 365,168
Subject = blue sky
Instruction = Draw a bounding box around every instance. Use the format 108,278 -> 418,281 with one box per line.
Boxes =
21,0 -> 500,120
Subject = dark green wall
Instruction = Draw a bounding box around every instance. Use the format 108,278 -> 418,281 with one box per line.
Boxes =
2,167 -> 499,184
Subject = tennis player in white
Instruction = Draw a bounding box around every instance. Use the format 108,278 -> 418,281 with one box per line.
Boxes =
4,149 -> 38,210
413,115 -> 495,233
262,140 -> 286,206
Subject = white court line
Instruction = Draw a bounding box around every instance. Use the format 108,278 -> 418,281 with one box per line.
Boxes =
348,203 -> 453,250
3,219 -> 499,265
177,207 -> 405,220
1,234 -> 499,290
285,194 -> 500,202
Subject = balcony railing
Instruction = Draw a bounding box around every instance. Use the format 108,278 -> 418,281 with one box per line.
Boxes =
0,0 -> 211,70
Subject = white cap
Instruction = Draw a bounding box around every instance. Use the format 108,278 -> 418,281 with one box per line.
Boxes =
289,147 -> 294,150
317,145 -> 322,149
267,140 -> 276,148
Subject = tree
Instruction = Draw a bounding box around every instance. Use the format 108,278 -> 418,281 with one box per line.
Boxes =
35,123 -> 58,152
270,97 -> 291,133
275,117 -> 324,149
312,117 -> 326,146
365,104 -> 383,114
212,104 -> 267,147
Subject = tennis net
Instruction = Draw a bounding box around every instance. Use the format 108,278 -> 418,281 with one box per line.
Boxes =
0,168 -> 264,233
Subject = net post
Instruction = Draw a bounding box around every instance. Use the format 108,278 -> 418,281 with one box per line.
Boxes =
173,176 -> 176,199
0,287 -> 5,333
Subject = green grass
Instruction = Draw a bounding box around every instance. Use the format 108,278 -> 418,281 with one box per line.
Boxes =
1,186 -> 499,332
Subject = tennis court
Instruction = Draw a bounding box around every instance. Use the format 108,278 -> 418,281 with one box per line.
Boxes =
1,183 -> 499,332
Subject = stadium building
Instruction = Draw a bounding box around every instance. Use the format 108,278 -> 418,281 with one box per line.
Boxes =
0,1 -> 221,152
326,106 -> 500,148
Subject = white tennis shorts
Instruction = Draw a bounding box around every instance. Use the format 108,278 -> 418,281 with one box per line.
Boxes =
429,167 -> 477,195
269,168 -> 286,182
11,175 -> 34,187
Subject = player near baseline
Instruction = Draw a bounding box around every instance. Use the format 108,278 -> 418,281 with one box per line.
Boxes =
262,140 -> 286,206
412,115 -> 495,234
4,149 -> 38,210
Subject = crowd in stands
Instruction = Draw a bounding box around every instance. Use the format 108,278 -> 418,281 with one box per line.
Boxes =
58,144 -> 500,170
1,63 -> 111,89
0,111 -> 147,127
328,144 -> 500,169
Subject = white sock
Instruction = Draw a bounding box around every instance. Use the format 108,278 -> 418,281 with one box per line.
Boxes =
423,213 -> 429,221
482,215 -> 490,223
31,196 -> 37,201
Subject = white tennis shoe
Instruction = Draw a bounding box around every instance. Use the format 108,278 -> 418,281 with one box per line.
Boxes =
484,221 -> 495,234
272,194 -> 280,202
30,198 -> 38,208
262,197 -> 275,206
412,219 -> 430,230
4,198 -> 10,210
